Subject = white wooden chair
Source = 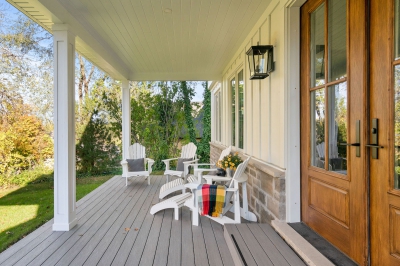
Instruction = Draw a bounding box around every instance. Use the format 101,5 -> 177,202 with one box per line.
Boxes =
159,142 -> 198,199
185,156 -> 253,226
151,156 -> 257,226
193,146 -> 232,185
158,144 -> 230,199
121,143 -> 154,186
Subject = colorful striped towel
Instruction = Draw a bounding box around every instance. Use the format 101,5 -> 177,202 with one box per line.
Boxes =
197,184 -> 225,217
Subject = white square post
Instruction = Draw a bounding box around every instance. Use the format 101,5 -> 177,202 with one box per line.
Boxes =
52,24 -> 77,231
121,80 -> 131,176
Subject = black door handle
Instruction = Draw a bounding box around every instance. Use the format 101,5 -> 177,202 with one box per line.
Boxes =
340,143 -> 360,147
365,144 -> 383,148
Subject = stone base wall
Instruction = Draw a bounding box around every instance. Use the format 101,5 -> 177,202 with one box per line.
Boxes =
210,142 -> 286,224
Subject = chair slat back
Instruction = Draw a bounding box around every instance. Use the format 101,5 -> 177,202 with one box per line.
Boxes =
129,143 -> 146,159
181,142 -> 197,159
218,146 -> 232,161
224,156 -> 251,207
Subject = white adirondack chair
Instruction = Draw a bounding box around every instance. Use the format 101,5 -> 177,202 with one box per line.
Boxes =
151,156 -> 257,226
193,146 -> 232,185
158,142 -> 198,199
186,156 -> 253,226
158,144 -> 230,200
121,143 -> 154,186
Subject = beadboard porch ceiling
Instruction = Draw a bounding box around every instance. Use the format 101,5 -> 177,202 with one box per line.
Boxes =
7,0 -> 272,81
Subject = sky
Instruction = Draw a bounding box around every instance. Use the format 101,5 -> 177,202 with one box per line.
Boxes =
1,0 -> 206,101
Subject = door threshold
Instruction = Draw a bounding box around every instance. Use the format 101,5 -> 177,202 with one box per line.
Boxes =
271,220 -> 358,266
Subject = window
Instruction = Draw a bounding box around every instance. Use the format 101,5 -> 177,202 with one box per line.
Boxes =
215,90 -> 222,142
231,69 -> 245,149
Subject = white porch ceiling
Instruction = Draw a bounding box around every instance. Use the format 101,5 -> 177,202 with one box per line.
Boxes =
7,0 -> 272,81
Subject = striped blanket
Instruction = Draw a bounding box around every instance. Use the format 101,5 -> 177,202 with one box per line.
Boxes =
197,184 -> 226,217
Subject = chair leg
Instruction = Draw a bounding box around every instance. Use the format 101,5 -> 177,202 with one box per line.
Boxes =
126,176 -> 128,186
174,207 -> 179,220
147,176 -> 151,185
234,190 -> 241,223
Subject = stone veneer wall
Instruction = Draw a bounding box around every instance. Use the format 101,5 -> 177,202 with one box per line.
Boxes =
210,142 -> 286,224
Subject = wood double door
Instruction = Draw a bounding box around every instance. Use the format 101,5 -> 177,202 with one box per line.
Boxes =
301,0 -> 400,265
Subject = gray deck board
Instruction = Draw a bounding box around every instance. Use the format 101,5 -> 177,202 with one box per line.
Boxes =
167,204 -> 182,266
109,176 -> 161,266
153,209 -> 173,266
247,224 -> 292,266
210,218 -> 235,266
138,203 -> 165,266
129,177 -> 166,266
65,177 -> 148,265
225,224 -> 258,265
98,177 -> 158,266
0,175 -> 305,266
40,178 -> 137,266
0,176 -> 121,265
258,224 -> 307,266
192,217 -> 209,266
200,216 -> 223,266
181,204 -> 195,266
237,224 -> 275,266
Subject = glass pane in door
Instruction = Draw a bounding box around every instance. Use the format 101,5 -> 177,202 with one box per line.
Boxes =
238,70 -> 244,149
328,82 -> 348,174
328,0 -> 347,81
311,88 -> 325,169
394,65 -> 400,189
395,0 -> 400,60
310,3 -> 326,87
231,78 -> 236,146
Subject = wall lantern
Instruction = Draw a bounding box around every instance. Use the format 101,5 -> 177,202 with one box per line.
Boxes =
246,44 -> 274,80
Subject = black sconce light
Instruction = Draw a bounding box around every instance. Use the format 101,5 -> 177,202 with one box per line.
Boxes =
246,44 -> 274,80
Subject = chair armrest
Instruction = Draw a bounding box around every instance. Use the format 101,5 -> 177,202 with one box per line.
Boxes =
203,176 -> 232,183
162,157 -> 179,171
145,158 -> 155,174
226,188 -> 238,192
162,157 -> 180,163
185,183 -> 200,190
121,160 -> 127,166
183,159 -> 199,176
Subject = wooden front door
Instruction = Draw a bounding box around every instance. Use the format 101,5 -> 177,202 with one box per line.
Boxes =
300,0 -> 368,264
302,0 -> 400,264
370,0 -> 400,264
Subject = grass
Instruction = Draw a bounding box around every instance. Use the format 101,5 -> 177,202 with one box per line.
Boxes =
0,175 -> 114,253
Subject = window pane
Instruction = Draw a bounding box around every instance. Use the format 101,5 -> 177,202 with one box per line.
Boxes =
310,3 -> 326,87
328,82 -> 347,175
394,65 -> 400,189
311,88 -> 325,169
328,0 -> 347,81
238,70 -> 244,149
231,78 -> 236,146
395,0 -> 400,60
218,91 -> 222,142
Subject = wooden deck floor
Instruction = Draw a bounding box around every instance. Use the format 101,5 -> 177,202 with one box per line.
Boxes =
0,175 -> 305,266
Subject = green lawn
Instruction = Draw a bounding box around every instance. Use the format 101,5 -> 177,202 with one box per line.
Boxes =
0,175 -> 114,253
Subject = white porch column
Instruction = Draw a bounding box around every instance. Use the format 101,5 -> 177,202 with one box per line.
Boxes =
52,24 -> 77,231
121,80 -> 131,176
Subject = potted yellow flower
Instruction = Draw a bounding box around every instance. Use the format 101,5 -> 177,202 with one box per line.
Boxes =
217,152 -> 243,177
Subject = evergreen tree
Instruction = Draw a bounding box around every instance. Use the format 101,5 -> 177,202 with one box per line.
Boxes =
198,81 -> 211,163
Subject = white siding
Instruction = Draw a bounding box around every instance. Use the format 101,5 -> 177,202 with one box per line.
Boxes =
214,0 -> 287,169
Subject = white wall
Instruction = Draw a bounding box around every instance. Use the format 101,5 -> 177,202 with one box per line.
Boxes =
212,0 -> 305,222
218,0 -> 287,169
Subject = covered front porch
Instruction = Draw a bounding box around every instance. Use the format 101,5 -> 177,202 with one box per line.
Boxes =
0,175 -> 305,266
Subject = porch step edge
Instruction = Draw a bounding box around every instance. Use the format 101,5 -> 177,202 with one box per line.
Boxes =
271,220 -> 334,266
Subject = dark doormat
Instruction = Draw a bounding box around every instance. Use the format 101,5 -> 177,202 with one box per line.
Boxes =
288,222 -> 358,266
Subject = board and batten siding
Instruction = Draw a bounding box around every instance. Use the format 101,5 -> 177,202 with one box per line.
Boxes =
210,0 -> 302,223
